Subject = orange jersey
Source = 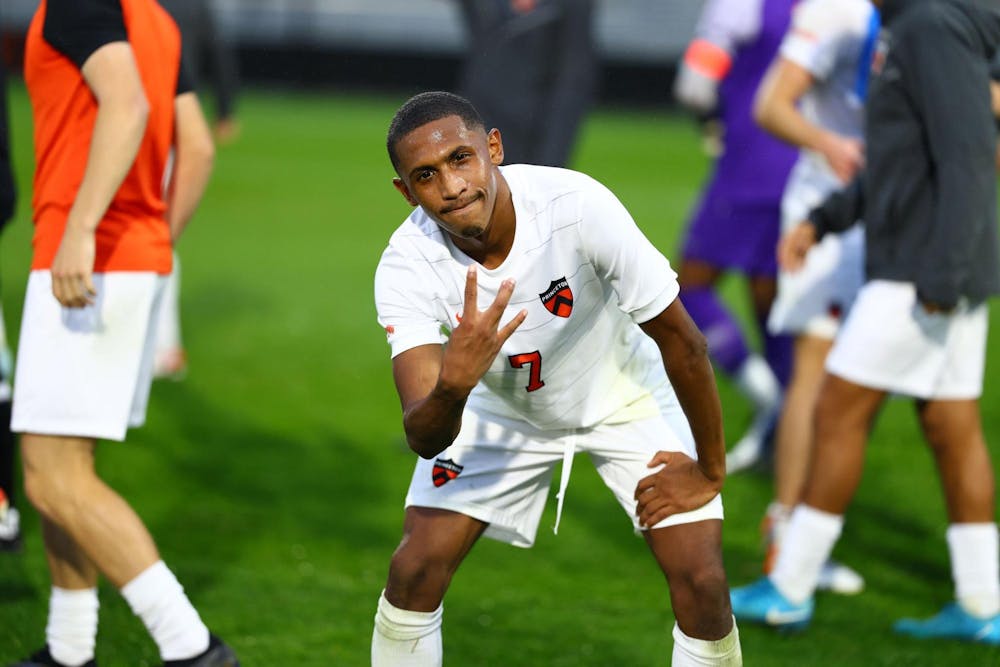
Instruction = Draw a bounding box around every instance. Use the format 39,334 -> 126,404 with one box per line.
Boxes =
24,0 -> 183,274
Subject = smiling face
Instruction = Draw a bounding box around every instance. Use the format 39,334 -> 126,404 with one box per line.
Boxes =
391,115 -> 506,241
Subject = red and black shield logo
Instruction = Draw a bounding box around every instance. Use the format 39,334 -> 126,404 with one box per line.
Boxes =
432,458 -> 464,487
539,277 -> 573,318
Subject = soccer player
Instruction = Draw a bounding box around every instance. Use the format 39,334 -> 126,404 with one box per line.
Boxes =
371,91 -> 742,666
748,0 -> 878,593
731,0 -> 1000,642
12,0 -> 232,664
673,0 -> 798,472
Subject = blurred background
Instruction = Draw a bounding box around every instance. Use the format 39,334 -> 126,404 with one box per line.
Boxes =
0,2 -> 998,665
1,0 -> 700,104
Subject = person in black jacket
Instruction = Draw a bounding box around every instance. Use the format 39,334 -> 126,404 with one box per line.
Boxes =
455,0 -> 596,168
730,0 -> 1000,642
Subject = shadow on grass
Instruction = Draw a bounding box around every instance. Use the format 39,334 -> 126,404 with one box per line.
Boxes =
122,381 -> 400,595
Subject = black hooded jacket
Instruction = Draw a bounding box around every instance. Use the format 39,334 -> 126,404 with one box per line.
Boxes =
808,0 -> 1000,309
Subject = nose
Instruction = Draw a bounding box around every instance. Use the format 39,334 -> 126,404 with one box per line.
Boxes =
440,168 -> 467,200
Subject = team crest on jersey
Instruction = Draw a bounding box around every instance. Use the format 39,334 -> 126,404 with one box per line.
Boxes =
539,277 -> 573,318
432,458 -> 464,487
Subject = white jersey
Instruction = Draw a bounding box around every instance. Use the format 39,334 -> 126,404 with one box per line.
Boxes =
375,164 -> 680,431
779,0 -> 879,208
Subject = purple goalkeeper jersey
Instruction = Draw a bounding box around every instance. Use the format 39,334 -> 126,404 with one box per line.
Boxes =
682,0 -> 799,276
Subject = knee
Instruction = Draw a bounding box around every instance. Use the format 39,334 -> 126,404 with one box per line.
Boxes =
669,560 -> 730,610
386,543 -> 456,606
21,459 -> 87,523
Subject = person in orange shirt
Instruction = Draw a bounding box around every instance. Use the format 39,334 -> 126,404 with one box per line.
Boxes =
11,0 -> 233,665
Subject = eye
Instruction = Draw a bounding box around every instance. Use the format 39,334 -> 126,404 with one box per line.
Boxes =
416,169 -> 434,182
454,151 -> 472,163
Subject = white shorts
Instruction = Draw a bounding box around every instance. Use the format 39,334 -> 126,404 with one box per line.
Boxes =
12,270 -> 167,441
826,280 -> 988,400
769,181 -> 865,339
405,398 -> 725,548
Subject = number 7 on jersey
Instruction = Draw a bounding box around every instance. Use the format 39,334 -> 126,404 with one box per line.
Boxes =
508,350 -> 545,392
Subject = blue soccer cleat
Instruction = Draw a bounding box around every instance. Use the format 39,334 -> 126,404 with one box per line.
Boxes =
730,577 -> 814,631
894,603 -> 1000,644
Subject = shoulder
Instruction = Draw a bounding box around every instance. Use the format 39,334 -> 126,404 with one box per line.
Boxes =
43,0 -> 128,69
376,210 -> 450,284
792,0 -> 875,36
504,164 -> 616,217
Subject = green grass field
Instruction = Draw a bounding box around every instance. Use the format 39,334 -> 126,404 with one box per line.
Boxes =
1,85 -> 999,665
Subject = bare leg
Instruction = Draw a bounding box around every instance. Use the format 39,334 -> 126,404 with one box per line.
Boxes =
774,335 -> 833,508
677,258 -> 724,291
21,434 -> 160,588
915,399 -> 995,523
746,274 -> 777,325
384,506 -> 488,611
644,519 -> 733,640
801,374 -> 885,514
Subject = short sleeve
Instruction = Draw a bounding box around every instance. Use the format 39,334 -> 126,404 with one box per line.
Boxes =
374,246 -> 449,358
43,0 -> 128,69
176,61 -> 194,96
577,178 -> 680,324
780,0 -> 847,80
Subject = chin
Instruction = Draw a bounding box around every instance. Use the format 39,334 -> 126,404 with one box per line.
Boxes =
459,225 -> 487,239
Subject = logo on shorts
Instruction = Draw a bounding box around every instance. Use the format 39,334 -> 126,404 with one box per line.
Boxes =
539,277 -> 573,318
432,458 -> 464,487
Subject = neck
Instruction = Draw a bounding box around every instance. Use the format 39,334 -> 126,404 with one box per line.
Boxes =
451,172 -> 515,269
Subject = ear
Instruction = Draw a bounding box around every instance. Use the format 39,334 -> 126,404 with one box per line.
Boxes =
487,128 -> 505,166
393,177 -> 419,207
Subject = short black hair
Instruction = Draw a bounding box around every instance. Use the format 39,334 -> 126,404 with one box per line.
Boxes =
386,91 -> 485,172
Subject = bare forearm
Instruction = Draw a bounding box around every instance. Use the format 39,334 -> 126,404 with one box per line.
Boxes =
755,98 -> 827,153
662,337 -> 726,482
640,303 -> 727,481
168,93 -> 215,242
166,147 -> 213,242
402,384 -> 470,459
66,97 -> 148,232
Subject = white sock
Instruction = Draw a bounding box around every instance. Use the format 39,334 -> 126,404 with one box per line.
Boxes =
46,587 -> 99,667
770,504 -> 843,604
120,561 -> 209,661
372,591 -> 443,667
734,355 -> 781,413
947,523 -> 1000,617
671,619 -> 742,666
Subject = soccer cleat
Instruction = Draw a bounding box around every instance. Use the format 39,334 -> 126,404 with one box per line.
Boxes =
0,505 -> 21,553
730,577 -> 814,631
725,434 -> 765,474
10,646 -> 96,666
894,603 -> 1000,644
816,560 -> 865,595
162,635 -> 239,667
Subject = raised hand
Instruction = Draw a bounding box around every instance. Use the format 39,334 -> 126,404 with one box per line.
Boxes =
438,265 -> 527,396
634,451 -> 723,529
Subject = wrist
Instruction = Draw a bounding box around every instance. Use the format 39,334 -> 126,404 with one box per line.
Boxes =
64,216 -> 99,235
699,457 -> 726,486
432,377 -> 473,403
